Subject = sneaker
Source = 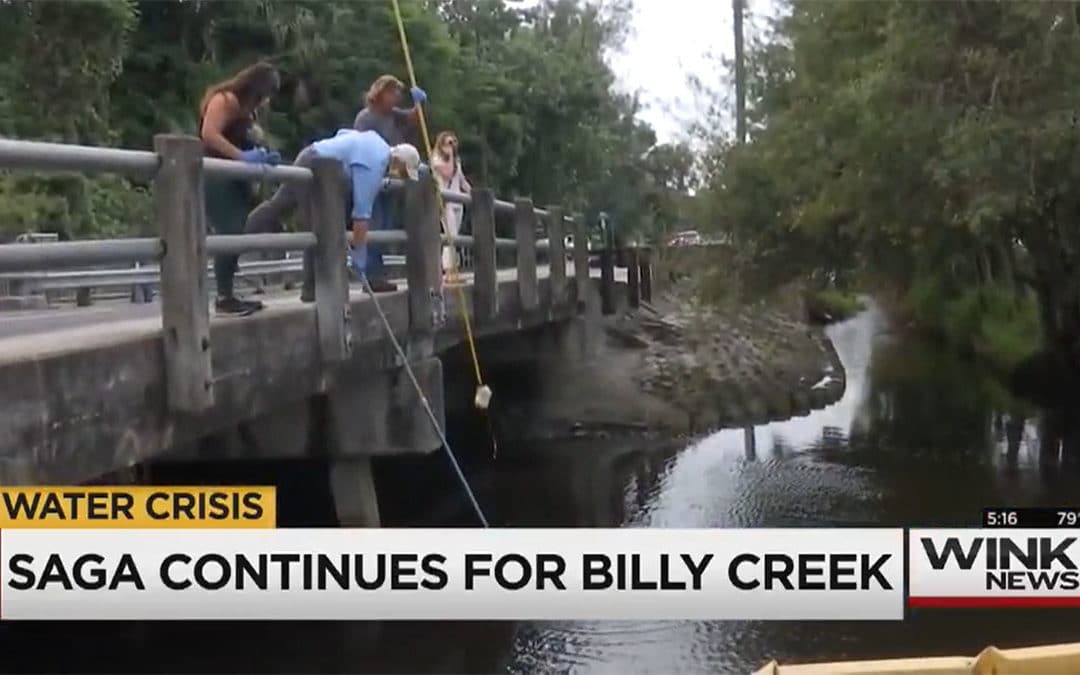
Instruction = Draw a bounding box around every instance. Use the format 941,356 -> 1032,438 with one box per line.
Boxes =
367,278 -> 398,293
215,296 -> 263,316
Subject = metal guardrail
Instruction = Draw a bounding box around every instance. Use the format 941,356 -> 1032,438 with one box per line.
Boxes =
0,258 -> 303,292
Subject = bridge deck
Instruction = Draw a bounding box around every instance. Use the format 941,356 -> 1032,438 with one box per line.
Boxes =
0,263 -> 618,364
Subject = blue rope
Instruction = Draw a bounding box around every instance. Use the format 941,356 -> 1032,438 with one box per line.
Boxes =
358,272 -> 490,527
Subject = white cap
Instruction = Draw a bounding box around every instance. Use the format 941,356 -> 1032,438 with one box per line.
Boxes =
390,143 -> 420,180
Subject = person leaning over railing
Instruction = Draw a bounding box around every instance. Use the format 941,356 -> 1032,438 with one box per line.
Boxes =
198,61 -> 282,316
352,75 -> 427,293
245,129 -> 421,301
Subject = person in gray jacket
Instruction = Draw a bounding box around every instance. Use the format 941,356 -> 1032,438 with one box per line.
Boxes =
353,75 -> 427,291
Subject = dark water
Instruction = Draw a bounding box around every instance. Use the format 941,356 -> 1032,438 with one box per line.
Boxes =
5,302 -> 1080,673
380,301 -> 1080,673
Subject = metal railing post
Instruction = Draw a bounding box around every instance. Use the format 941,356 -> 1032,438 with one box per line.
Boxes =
546,206 -> 566,306
308,157 -> 351,364
627,246 -> 641,309
514,197 -> 539,312
600,245 -> 615,315
471,188 -> 498,321
573,215 -> 590,313
640,248 -> 653,303
153,134 -> 213,413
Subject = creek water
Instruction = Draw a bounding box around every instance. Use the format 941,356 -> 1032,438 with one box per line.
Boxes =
5,301 -> 1080,673
373,300 -> 1080,673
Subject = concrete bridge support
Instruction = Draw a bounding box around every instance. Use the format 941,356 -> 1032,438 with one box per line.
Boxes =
329,459 -> 380,528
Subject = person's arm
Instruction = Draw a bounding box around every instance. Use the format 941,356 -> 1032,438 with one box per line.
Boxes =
393,106 -> 420,127
395,86 -> 428,124
200,92 -> 244,160
353,109 -> 371,132
431,155 -> 453,185
459,162 -> 472,193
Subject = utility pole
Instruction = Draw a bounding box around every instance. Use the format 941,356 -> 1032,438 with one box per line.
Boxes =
733,0 -> 747,144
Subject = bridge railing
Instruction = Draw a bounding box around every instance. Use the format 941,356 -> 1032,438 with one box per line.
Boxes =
0,134 -> 601,414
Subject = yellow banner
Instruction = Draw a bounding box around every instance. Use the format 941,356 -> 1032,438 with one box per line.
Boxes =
0,487 -> 275,528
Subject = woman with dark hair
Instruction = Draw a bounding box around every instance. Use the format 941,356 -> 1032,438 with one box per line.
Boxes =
199,61 -> 281,316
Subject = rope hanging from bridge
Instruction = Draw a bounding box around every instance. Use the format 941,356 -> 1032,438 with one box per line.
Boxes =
390,0 -> 490,411
358,271 -> 490,527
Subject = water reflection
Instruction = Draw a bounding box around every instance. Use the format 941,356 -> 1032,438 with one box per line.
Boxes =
497,300 -> 1080,673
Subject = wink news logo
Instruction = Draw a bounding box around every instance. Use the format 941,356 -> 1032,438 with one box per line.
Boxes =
921,535 -> 1080,591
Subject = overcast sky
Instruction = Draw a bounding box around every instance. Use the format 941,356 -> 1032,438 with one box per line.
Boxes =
607,0 -> 777,144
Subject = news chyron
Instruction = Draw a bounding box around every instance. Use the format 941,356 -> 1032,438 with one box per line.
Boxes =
7,488 -> 1080,620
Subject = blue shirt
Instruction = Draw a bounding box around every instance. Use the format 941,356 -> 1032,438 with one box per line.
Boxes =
311,129 -> 390,220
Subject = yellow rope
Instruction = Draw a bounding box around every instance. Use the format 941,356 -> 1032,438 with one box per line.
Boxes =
391,0 -> 486,399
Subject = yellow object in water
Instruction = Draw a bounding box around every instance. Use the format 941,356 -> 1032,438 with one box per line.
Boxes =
753,642 -> 1080,675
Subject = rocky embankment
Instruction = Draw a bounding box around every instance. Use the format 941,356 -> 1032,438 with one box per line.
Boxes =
500,279 -> 846,441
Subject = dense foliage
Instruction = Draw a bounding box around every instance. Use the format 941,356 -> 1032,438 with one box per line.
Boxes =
0,0 -> 687,244
700,0 -> 1080,374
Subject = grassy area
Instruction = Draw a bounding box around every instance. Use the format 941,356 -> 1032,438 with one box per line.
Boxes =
805,289 -> 865,324
907,277 -> 1041,376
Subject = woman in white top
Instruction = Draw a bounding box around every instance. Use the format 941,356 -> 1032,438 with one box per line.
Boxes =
431,131 -> 471,275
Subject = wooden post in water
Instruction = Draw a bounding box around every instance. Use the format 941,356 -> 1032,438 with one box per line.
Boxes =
514,197 -> 539,312
404,172 -> 442,342
471,188 -> 498,321
572,214 -> 589,312
154,134 -> 213,413
309,157 -> 351,364
640,248 -> 653,303
626,246 -> 640,309
600,245 -> 615,315
546,206 -> 566,306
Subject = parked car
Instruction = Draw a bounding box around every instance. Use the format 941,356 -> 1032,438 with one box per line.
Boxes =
13,231 -> 59,244
667,230 -> 702,247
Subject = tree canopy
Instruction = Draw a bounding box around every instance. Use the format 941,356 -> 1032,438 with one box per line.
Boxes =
0,0 -> 684,244
699,0 -> 1080,372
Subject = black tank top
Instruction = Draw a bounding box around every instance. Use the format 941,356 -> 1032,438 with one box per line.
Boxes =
199,93 -> 257,159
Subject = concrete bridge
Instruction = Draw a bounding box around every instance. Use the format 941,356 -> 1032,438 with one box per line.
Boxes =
0,135 -> 652,526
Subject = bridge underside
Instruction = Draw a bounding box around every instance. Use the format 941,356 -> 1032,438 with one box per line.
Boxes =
0,275 -> 604,485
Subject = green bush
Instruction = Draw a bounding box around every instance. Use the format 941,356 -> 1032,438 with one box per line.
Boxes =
906,274 -> 1040,375
806,288 -> 865,323
0,173 -> 151,241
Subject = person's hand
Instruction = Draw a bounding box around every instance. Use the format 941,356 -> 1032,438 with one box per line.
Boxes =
410,85 -> 427,105
349,245 -> 366,277
239,147 -> 278,164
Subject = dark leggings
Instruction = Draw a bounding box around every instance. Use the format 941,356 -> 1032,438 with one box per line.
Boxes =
245,145 -> 319,235
204,177 -> 251,299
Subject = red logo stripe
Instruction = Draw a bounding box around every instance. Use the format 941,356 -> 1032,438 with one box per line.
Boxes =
910,596 -> 1080,608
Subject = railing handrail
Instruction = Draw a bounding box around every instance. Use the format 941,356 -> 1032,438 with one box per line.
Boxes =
0,137 -> 542,219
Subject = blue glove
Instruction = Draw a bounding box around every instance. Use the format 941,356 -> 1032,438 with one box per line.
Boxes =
410,86 -> 427,104
238,147 -> 280,165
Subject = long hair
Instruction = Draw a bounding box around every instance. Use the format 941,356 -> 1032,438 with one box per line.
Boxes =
365,74 -> 404,107
199,61 -> 280,118
433,130 -> 459,162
